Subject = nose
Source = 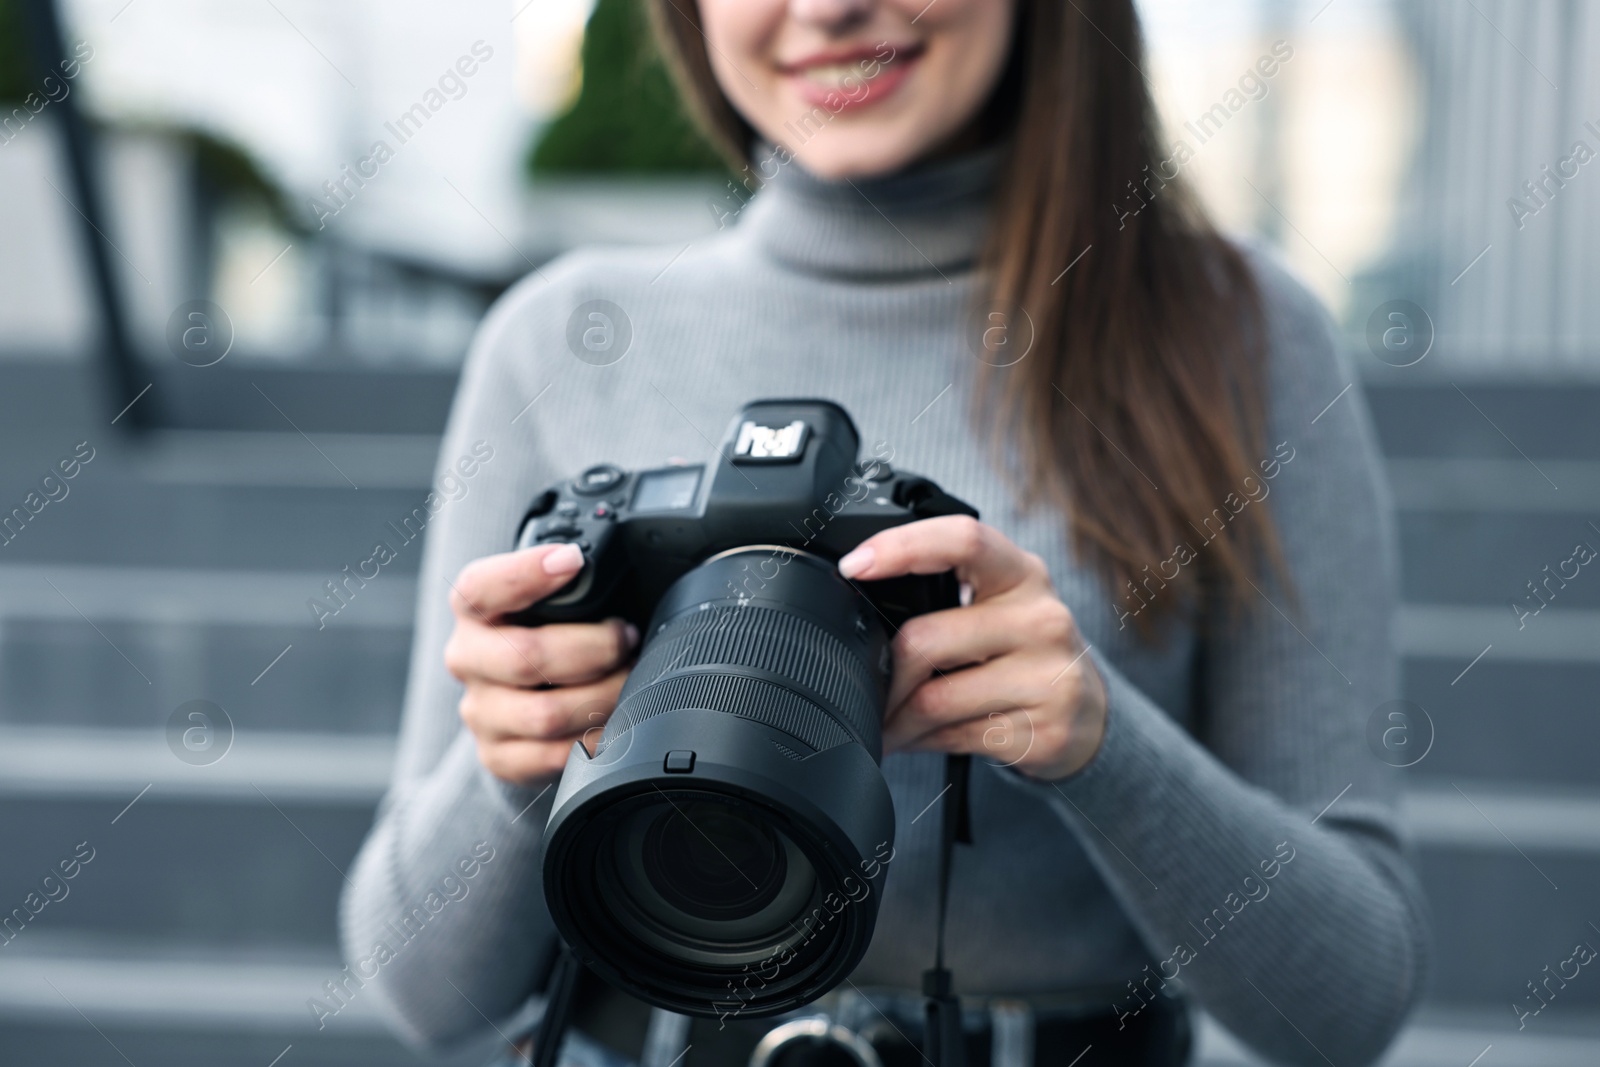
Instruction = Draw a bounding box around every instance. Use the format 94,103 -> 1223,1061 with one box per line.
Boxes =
787,0 -> 875,33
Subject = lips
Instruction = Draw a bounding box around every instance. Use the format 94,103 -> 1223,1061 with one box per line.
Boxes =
780,42 -> 925,111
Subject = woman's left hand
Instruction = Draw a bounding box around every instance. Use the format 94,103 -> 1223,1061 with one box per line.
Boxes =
838,516 -> 1108,781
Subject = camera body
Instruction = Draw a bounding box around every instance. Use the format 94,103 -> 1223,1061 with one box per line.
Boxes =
514,399 -> 975,632
517,400 -> 976,1019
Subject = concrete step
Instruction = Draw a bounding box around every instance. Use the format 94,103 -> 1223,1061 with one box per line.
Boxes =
1398,511 -> 1600,610
1389,459 -> 1600,513
1405,784 -> 1600,854
0,940 -> 493,1066
127,430 -> 442,490
1408,784 -> 1600,1012
1366,382 -> 1600,461
0,727 -> 394,801
0,563 -> 415,735
0,477 -> 437,571
1197,1008 -> 1600,1067
0,618 -> 409,734
1401,654 -> 1600,787
0,362 -> 458,441
0,563 -> 418,630
0,1021 -> 450,1067
1398,605 -> 1599,666
0,789 -> 372,949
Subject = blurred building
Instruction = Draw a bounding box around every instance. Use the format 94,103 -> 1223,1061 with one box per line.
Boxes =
1395,1 -> 1600,370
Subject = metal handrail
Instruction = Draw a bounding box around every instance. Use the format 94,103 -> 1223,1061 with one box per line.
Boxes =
19,0 -> 154,430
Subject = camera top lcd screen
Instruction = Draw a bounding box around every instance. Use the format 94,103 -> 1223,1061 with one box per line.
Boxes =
631,467 -> 701,512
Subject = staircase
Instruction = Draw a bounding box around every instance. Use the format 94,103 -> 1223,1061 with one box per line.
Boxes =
0,361 -> 490,1066
1202,379 -> 1600,1066
0,360 -> 1596,1065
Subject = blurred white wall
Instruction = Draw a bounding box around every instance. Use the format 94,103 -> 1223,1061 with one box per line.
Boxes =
0,123 -> 187,356
1405,1 -> 1600,369
0,123 -> 94,355
64,0 -> 535,273
1140,0 -> 1421,319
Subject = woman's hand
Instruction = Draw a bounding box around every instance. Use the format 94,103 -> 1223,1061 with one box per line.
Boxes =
445,543 -> 638,785
838,516 -> 1107,781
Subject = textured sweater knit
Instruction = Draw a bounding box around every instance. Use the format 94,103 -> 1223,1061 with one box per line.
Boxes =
342,149 -> 1429,1067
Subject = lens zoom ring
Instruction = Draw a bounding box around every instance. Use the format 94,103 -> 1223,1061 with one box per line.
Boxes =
610,672 -> 852,753
618,605 -> 879,749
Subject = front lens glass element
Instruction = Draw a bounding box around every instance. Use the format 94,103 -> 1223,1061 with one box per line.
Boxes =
602,793 -> 818,965
644,800 -> 786,920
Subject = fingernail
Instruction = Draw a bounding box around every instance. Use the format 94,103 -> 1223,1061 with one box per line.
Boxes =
621,622 -> 640,651
542,543 -> 584,575
838,546 -> 875,579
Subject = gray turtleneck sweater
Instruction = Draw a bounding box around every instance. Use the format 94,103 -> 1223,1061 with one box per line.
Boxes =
341,152 -> 1428,1067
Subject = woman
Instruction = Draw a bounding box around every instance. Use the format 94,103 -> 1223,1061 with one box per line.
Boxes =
342,1 -> 1428,1064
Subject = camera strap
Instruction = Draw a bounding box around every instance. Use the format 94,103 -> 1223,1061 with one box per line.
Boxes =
527,941 -> 584,1067
923,752 -> 974,1067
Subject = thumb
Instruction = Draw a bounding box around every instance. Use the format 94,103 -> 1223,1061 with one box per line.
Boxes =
450,543 -> 585,622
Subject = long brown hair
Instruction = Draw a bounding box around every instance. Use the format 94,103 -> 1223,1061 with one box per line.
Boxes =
646,0 -> 1281,635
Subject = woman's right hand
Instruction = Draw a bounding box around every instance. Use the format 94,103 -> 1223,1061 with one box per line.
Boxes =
445,542 -> 639,785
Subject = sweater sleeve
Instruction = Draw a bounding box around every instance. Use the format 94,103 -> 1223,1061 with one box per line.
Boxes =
338,274 -> 569,1051
997,256 -> 1430,1067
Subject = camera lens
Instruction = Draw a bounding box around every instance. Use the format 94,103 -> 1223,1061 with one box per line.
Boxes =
597,794 -> 821,967
541,549 -> 897,1018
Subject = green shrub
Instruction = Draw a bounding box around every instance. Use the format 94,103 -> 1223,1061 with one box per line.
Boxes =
0,0 -> 31,104
528,0 -> 725,174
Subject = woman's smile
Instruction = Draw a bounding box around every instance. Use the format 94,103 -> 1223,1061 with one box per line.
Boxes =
700,0 -> 1014,178
777,40 -> 925,111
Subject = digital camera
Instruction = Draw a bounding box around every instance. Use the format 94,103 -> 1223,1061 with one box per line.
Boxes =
517,399 -> 976,1019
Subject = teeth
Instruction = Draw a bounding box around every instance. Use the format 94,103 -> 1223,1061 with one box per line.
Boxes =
799,58 -> 892,89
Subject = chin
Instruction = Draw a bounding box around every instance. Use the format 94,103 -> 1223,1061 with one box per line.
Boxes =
788,131 -> 927,181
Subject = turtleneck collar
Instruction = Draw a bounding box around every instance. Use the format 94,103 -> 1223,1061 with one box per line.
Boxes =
736,145 -> 1001,281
